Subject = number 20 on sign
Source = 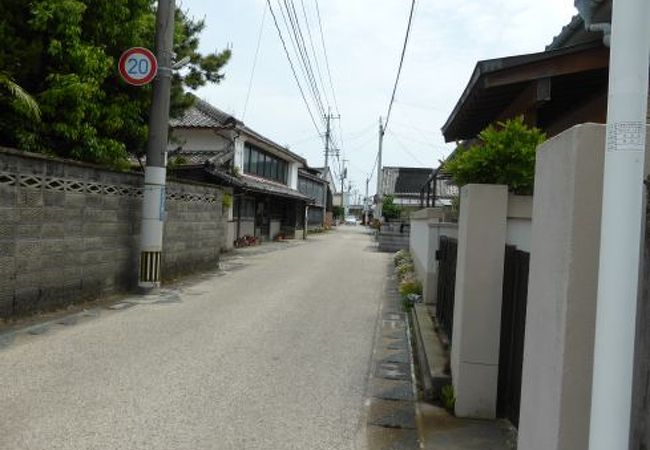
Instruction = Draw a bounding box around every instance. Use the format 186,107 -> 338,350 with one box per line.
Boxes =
118,47 -> 158,86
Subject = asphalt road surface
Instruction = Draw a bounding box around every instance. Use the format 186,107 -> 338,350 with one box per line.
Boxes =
1,227 -> 391,450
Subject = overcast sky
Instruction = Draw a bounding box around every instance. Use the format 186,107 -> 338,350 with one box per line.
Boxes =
180,0 -> 577,198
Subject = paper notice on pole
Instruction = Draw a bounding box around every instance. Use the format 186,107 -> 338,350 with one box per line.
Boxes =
607,121 -> 645,152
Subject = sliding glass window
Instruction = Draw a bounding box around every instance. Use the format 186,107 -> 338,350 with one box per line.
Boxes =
243,143 -> 289,184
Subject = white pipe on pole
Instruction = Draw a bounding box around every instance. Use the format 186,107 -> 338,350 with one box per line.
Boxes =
589,1 -> 650,448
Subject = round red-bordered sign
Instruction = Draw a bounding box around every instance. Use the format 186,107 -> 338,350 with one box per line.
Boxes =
118,47 -> 158,86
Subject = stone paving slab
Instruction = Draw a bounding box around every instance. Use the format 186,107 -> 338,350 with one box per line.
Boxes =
386,340 -> 408,351
378,351 -> 410,365
366,424 -> 419,450
369,378 -> 414,401
382,329 -> 407,339
376,361 -> 411,381
367,398 -> 417,430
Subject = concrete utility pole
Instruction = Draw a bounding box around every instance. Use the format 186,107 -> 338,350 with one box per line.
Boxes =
340,160 -> 347,217
321,109 -> 340,227
375,117 -> 385,220
589,1 -> 650,449
364,177 -> 370,224
322,111 -> 331,227
138,0 -> 175,289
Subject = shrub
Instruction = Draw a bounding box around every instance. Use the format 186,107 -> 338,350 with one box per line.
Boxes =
222,192 -> 233,209
397,262 -> 415,280
394,249 -> 412,267
441,384 -> 456,412
444,116 -> 546,195
382,195 -> 401,220
399,276 -> 422,298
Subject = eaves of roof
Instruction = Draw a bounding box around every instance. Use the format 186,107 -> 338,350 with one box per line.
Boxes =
200,165 -> 310,202
441,41 -> 606,142
171,96 -> 307,166
298,169 -> 328,184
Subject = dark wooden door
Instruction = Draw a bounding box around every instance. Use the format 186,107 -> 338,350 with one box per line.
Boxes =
497,245 -> 530,428
436,236 -> 458,342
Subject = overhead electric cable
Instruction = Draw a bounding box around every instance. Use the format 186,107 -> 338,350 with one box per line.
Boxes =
266,0 -> 323,136
314,0 -> 340,115
299,0 -> 331,109
242,6 -> 267,120
383,0 -> 416,131
280,0 -> 327,120
388,131 -> 428,166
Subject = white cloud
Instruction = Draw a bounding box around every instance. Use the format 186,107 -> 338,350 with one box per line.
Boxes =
182,0 -> 577,194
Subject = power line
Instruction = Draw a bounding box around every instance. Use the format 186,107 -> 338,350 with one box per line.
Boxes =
242,6 -> 267,120
388,130 -> 428,166
314,0 -> 340,116
276,1 -> 324,119
266,0 -> 323,136
300,0 -> 331,109
383,0 -> 416,132
279,0 -> 327,121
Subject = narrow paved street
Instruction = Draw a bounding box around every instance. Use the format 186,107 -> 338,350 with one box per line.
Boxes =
1,228 -> 395,450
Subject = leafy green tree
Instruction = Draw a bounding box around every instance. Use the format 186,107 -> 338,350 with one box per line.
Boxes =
0,73 -> 41,121
444,117 -> 546,195
382,195 -> 402,220
0,0 -> 231,169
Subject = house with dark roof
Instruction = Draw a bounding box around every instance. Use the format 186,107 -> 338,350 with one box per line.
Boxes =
168,97 -> 324,246
380,167 -> 435,209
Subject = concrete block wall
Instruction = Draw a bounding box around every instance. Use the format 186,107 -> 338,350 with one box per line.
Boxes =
0,148 -> 225,318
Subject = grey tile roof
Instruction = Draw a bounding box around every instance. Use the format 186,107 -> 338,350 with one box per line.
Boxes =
240,174 -> 311,201
170,97 -> 307,165
201,164 -> 310,201
170,97 -> 238,128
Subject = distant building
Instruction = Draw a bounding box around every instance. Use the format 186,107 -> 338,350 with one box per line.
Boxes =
380,167 -> 434,208
168,97 -> 318,246
297,167 -> 329,229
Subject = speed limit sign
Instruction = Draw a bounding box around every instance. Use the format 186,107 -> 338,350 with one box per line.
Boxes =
118,47 -> 158,86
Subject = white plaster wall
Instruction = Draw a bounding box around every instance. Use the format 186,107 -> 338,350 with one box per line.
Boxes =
233,138 -> 245,172
289,162 -> 300,190
409,218 -> 431,283
226,222 -> 235,250
506,218 -> 532,253
451,184 -> 508,419
169,129 -> 230,152
518,124 -> 606,450
270,220 -> 281,239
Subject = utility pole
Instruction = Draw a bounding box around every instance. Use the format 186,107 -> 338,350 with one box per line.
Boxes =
589,1 -> 650,449
375,117 -> 385,220
138,0 -> 175,289
364,177 -> 370,225
338,159 -> 348,217
322,110 -> 331,227
322,109 -> 340,227
346,182 -> 352,217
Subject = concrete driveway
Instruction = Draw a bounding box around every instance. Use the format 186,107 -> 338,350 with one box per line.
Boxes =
0,227 -> 392,450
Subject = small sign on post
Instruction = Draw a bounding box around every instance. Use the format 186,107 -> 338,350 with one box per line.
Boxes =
118,47 -> 158,86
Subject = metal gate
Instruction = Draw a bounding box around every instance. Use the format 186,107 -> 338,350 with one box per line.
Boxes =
435,236 -> 458,342
497,245 -> 530,427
